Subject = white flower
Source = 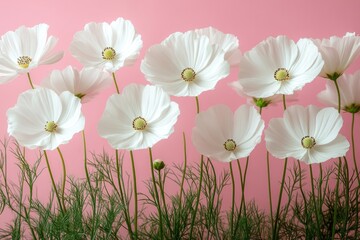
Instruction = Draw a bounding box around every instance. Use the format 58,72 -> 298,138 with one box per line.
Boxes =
7,88 -> 85,150
312,32 -> 360,79
265,105 -> 349,164
192,26 -> 241,66
192,105 -> 264,162
98,84 -> 180,150
41,66 -> 112,103
228,80 -> 297,108
318,70 -> 360,113
238,36 -> 324,98
70,18 -> 143,72
141,31 -> 230,97
0,24 -> 63,84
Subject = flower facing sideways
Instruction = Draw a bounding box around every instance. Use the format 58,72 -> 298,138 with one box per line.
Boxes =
0,24 -> 63,84
192,105 -> 264,162
312,32 -> 360,80
41,66 -> 112,103
98,84 -> 180,150
70,18 -> 143,72
191,26 -> 241,67
141,31 -> 230,97
265,105 -> 349,164
7,88 -> 85,151
238,36 -> 324,98
318,70 -> 360,113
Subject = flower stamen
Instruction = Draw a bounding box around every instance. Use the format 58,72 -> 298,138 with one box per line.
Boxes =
181,68 -> 196,82
301,136 -> 316,149
224,139 -> 237,151
102,47 -> 116,60
274,68 -> 290,81
133,116 -> 147,130
17,56 -> 32,69
45,121 -> 58,132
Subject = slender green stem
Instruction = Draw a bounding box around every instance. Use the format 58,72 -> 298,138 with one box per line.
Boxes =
342,156 -> 350,237
297,162 -> 308,234
207,158 -> 219,238
179,132 -> 187,207
43,150 -> 64,213
190,156 -> 204,239
112,72 -> 120,94
331,157 -> 342,240
149,148 -> 164,239
195,96 -> 200,114
355,188 -> 359,239
158,169 -> 172,235
130,150 -> 138,238
237,159 -> 248,237
333,78 -> 342,113
115,150 -> 134,240
57,147 -> 67,212
309,165 -> 322,238
27,72 -> 35,89
272,158 -> 288,240
351,113 -> 360,185
282,94 -> 287,110
267,151 -> 274,230
229,162 -> 235,238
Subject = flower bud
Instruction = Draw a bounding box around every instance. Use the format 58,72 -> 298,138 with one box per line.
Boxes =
153,159 -> 165,171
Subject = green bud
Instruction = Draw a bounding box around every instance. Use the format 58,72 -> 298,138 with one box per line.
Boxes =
153,159 -> 165,171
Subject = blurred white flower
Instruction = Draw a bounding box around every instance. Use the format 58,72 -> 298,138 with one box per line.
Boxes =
141,31 -> 230,97
70,18 -> 143,72
312,32 -> 360,80
0,24 -> 63,84
238,36 -> 323,98
98,84 -> 180,150
265,105 -> 349,164
192,105 -> 264,162
318,70 -> 360,113
7,88 -> 85,150
192,26 -> 241,66
41,66 -> 112,103
228,80 -> 298,108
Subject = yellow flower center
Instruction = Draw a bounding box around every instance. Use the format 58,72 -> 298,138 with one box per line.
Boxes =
133,116 -> 147,130
301,136 -> 316,149
102,47 -> 116,60
17,56 -> 32,69
224,139 -> 237,151
45,121 -> 58,132
274,68 -> 290,81
181,68 -> 196,82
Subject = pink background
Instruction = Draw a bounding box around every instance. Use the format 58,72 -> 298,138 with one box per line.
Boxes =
0,0 -> 360,227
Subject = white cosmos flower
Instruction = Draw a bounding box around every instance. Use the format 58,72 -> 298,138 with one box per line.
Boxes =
191,26 -> 241,66
312,32 -> 360,79
265,105 -> 349,164
98,84 -> 180,150
318,70 -> 360,113
192,105 -> 264,162
141,31 -> 230,97
228,80 -> 297,108
70,18 -> 143,72
7,88 -> 85,151
41,66 -> 112,103
0,24 -> 63,84
238,36 -> 324,98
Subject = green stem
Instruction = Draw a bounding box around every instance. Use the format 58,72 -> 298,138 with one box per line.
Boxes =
195,96 -> 200,114
115,150 -> 134,240
237,159 -> 248,237
179,132 -> 187,207
158,169 -> 172,235
351,113 -> 360,185
229,162 -> 235,238
331,157 -> 342,240
309,165 -> 322,239
112,72 -> 120,94
333,78 -> 342,113
282,94 -> 287,111
130,150 -> 138,238
27,72 -> 35,89
297,162 -> 308,234
43,150 -> 64,213
267,151 -> 274,231
57,147 -> 67,212
272,158 -> 288,240
149,148 -> 164,239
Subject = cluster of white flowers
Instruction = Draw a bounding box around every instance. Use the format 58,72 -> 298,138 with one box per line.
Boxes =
1,17 -> 360,166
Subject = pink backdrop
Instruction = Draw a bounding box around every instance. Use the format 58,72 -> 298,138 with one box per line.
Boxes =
0,0 -> 360,227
